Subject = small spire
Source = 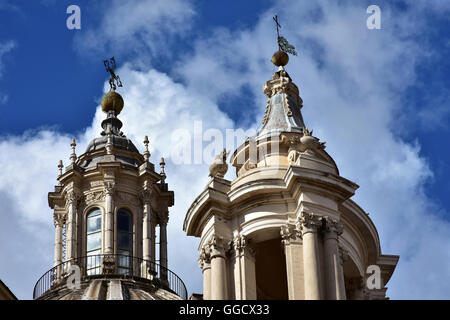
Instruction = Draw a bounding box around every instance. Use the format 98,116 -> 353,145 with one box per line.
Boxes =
160,157 -> 166,183
58,160 -> 63,184
70,138 -> 77,164
143,135 -> 151,162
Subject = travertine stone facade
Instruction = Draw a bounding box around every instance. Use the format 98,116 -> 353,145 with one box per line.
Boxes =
184,66 -> 399,300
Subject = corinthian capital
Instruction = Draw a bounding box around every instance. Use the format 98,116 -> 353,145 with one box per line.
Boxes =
280,224 -> 302,245
53,212 -> 65,227
65,190 -> 82,208
139,188 -> 153,205
324,217 -> 344,238
231,235 -> 255,257
198,245 -> 211,269
208,234 -> 228,258
104,181 -> 115,195
299,212 -> 323,234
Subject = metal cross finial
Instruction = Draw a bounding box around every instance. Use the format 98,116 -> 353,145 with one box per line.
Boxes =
273,14 -> 281,49
272,14 -> 298,56
104,56 -> 123,91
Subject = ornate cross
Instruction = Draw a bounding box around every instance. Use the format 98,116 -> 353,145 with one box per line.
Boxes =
104,56 -> 123,90
273,14 -> 281,49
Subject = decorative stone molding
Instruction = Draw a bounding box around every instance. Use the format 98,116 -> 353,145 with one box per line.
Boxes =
208,234 -> 228,259
262,68 -> 302,119
53,213 -> 66,227
281,129 -> 326,163
230,235 -> 255,257
102,255 -> 116,275
323,217 -> 344,240
85,190 -> 106,204
104,181 -> 115,196
139,188 -> 153,205
299,127 -> 326,153
261,98 -> 271,125
198,245 -> 211,269
299,212 -> 323,235
64,191 -> 82,209
280,224 -> 302,245
117,192 -> 138,205
338,246 -> 350,266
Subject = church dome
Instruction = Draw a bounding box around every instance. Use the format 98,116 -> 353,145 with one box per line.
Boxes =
101,90 -> 124,115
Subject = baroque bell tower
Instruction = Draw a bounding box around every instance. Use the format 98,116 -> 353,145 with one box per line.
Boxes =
33,58 -> 186,300
183,20 -> 399,300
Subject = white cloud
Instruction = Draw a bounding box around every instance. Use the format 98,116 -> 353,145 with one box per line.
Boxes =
73,0 -> 195,59
0,40 -> 15,77
1,0 -> 449,300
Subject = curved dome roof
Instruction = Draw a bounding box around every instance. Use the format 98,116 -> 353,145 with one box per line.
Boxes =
80,134 -> 142,169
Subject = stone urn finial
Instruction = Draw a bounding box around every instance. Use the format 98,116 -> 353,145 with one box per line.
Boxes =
299,127 -> 325,152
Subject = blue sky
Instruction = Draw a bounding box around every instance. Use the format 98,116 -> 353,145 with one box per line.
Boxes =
0,0 -> 449,299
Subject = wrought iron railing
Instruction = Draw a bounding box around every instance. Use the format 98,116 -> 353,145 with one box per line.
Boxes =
33,254 -> 187,300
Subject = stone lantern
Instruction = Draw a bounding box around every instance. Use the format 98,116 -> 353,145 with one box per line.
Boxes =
184,54 -> 399,300
34,81 -> 186,300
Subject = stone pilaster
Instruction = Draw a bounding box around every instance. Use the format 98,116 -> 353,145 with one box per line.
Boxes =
281,223 -> 304,300
209,234 -> 228,300
231,235 -> 256,300
338,247 -> 349,299
323,217 -> 345,300
65,190 -> 81,261
53,213 -> 65,267
159,217 -> 168,280
140,188 -> 153,262
299,212 -> 323,300
199,246 -> 212,300
104,181 -> 115,255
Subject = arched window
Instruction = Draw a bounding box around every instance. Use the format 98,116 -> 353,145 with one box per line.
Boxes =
86,209 -> 102,274
117,209 -> 133,274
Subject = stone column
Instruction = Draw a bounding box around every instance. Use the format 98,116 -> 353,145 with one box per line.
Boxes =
300,212 -> 323,300
104,182 -> 115,255
150,214 -> 156,263
199,246 -> 212,300
210,235 -> 228,300
53,213 -> 65,267
141,189 -> 153,261
338,247 -> 349,299
281,224 -> 304,300
159,220 -> 168,279
232,235 -> 256,300
65,191 -> 80,262
323,217 -> 345,300
140,188 -> 154,278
